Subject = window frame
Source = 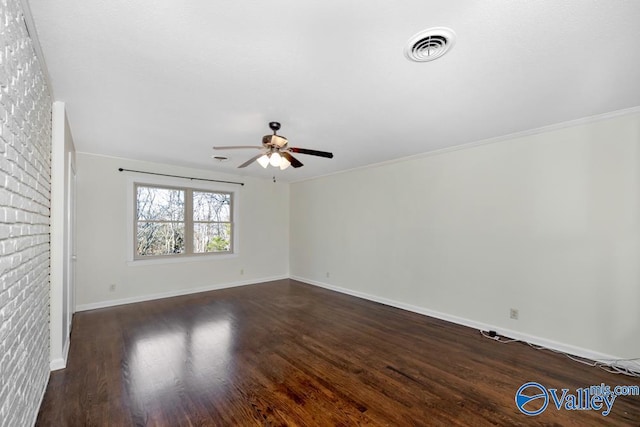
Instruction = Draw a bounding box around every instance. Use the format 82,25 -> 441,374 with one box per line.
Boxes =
126,176 -> 239,264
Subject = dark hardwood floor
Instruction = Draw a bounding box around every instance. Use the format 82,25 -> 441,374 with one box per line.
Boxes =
37,279 -> 639,426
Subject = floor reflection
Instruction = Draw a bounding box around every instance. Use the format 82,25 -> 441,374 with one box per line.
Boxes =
130,330 -> 185,398
190,319 -> 232,388
127,310 -> 232,405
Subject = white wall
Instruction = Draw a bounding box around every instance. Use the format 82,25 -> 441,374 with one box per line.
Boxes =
0,0 -> 52,425
50,102 -> 76,369
290,112 -> 640,360
75,153 -> 289,308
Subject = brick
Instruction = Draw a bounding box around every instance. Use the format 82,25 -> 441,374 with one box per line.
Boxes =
0,0 -> 51,426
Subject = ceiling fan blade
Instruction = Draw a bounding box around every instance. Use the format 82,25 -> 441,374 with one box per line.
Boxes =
281,152 -> 303,168
213,145 -> 263,150
289,147 -> 333,158
237,153 -> 264,168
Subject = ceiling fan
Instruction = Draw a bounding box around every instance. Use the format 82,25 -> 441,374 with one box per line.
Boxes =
213,122 -> 333,170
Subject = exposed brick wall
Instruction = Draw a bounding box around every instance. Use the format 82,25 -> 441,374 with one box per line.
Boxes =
0,0 -> 52,426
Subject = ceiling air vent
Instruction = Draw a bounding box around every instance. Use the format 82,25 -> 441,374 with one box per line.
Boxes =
404,27 -> 456,62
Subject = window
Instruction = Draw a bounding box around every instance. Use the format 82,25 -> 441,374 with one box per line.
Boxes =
134,184 -> 233,258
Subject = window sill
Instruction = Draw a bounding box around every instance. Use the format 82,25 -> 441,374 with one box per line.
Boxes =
127,253 -> 238,267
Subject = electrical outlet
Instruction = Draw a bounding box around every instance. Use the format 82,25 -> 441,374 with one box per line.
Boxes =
240,268 -> 244,275
326,272 -> 330,278
109,284 -> 116,292
510,308 -> 519,320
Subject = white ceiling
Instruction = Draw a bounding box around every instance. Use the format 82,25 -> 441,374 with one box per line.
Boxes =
28,0 -> 640,182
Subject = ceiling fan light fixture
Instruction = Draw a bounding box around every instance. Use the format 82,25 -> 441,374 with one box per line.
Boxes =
269,152 -> 282,167
257,154 -> 270,168
279,156 -> 291,170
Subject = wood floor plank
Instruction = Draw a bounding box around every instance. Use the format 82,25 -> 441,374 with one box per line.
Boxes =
36,279 -> 640,426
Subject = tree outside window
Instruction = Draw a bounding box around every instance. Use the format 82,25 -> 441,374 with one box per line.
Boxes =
135,184 -> 233,258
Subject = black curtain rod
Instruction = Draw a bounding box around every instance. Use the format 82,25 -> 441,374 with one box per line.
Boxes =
118,168 -> 244,186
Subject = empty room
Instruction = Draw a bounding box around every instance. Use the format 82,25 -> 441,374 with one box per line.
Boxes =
1,0 -> 640,425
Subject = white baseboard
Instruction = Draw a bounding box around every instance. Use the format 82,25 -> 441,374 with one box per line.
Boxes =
50,335 -> 70,371
75,275 -> 288,312
49,358 -> 65,371
291,276 -> 638,372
